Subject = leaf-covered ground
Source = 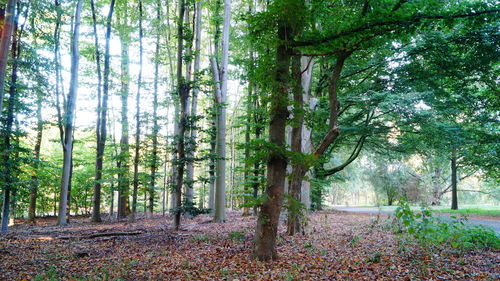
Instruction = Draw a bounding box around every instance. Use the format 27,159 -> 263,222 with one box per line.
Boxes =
1,211 -> 498,280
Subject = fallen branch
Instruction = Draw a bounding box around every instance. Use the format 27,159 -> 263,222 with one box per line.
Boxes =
86,231 -> 142,238
58,231 -> 143,240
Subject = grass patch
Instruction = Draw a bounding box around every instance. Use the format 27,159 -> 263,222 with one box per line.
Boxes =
433,208 -> 500,216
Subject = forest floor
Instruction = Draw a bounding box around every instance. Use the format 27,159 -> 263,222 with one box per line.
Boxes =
0,211 -> 498,280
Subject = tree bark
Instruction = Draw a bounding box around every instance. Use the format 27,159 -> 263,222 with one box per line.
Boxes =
252,22 -> 291,261
150,0 -> 162,216
287,57 -> 305,236
132,0 -> 144,219
0,0 -> 16,115
212,0 -> 231,223
208,116 -> 216,211
91,0 -> 116,223
58,0 -> 83,226
174,0 -> 187,230
1,7 -> 21,231
28,92 -> 43,223
117,1 -> 131,219
451,152 -> 458,210
186,0 -> 203,207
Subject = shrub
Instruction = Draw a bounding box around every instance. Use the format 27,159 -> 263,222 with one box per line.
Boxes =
390,199 -> 500,250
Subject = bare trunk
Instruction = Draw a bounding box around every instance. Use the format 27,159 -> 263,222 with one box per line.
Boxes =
58,0 -> 82,226
150,0 -> 162,216
287,57 -> 305,236
132,0 -> 144,219
0,0 -> 16,115
208,117 -> 216,211
117,2 -> 131,219
451,152 -> 458,210
1,9 -> 21,231
174,0 -> 187,230
28,93 -> 43,223
91,0 -> 115,223
186,0 -> 203,207
212,0 -> 231,223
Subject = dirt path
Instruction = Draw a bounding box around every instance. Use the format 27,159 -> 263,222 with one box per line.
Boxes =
334,207 -> 500,233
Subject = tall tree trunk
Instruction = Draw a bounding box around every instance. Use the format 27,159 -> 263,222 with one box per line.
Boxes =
91,0 -> 116,223
132,0 -> 144,219
252,21 -> 291,261
451,152 -> 458,210
242,86 -> 251,216
213,0 -> 231,223
208,116 -> 216,211
28,92 -> 43,223
1,7 -> 21,231
0,0 -> 16,115
150,0 -> 162,216
252,95 -> 262,216
117,1 -> 131,219
58,0 -> 82,226
299,57 -> 314,210
287,57 -> 305,236
185,0 -> 203,207
174,0 -> 187,230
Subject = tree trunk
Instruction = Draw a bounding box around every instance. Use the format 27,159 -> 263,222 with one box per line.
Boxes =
242,85 -> 251,216
213,0 -> 231,223
0,0 -> 16,115
117,1 -> 131,219
132,0 -> 144,219
28,93 -> 43,223
287,57 -> 305,236
252,22 -> 291,261
58,0 -> 82,226
174,0 -> 187,230
451,152 -> 458,210
208,116 -> 216,211
185,0 -> 203,207
91,0 -> 115,223
1,8 -> 21,231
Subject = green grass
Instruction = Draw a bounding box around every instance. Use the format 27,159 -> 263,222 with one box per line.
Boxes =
432,208 -> 500,216
345,205 -> 500,216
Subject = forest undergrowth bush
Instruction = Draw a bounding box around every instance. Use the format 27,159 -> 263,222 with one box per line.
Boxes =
389,199 -> 500,250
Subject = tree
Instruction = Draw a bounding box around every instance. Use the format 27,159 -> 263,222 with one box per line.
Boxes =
57,0 -> 83,226
132,0 -> 144,219
91,0 -> 116,223
116,0 -> 131,219
0,0 -> 16,115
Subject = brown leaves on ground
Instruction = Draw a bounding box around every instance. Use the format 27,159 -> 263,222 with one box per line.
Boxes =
0,211 -> 498,280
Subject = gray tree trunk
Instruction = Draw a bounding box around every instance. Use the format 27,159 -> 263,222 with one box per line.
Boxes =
117,2 -> 131,219
185,0 -> 203,205
58,0 -> 83,226
91,0 -> 115,223
213,0 -> 231,223
132,0 -> 144,219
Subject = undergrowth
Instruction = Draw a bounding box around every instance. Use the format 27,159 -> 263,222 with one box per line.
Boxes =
389,199 -> 500,250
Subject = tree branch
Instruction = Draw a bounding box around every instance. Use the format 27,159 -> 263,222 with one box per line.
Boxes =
292,9 -> 499,47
